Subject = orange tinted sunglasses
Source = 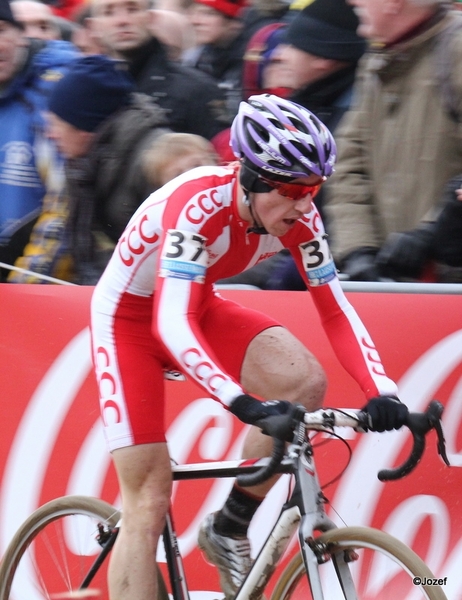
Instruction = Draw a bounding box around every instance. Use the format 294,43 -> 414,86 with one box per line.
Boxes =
261,178 -> 324,200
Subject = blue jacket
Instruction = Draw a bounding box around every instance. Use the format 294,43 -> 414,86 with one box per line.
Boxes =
0,40 -> 77,247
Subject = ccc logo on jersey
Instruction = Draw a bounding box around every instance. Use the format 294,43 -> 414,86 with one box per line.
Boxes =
118,213 -> 160,267
185,189 -> 223,225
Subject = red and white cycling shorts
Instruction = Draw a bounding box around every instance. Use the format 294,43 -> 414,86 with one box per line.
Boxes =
91,291 -> 280,451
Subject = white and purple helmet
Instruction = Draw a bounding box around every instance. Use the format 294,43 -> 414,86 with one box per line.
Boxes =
230,94 -> 337,181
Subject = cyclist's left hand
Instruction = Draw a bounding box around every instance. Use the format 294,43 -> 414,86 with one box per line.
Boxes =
363,396 -> 409,432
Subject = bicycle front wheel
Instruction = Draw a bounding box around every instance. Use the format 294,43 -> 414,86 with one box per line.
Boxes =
271,526 -> 447,600
0,495 -> 120,600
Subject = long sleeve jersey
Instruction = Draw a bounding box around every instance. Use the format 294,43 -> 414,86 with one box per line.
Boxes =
92,164 -> 398,407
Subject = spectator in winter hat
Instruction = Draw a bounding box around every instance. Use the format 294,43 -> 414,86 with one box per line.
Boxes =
48,55 -> 136,153
190,0 -> 246,26
184,0 -> 249,117
279,0 -> 366,112
45,54 -> 170,284
211,21 -> 290,164
241,21 -> 290,101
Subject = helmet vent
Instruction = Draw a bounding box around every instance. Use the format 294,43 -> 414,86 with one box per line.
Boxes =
278,145 -> 294,165
292,140 -> 317,164
269,117 -> 284,130
288,116 -> 307,135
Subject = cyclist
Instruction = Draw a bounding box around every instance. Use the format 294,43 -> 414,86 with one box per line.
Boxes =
90,94 -> 408,600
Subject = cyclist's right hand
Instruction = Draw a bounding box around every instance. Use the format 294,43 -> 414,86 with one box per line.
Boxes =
229,394 -> 292,426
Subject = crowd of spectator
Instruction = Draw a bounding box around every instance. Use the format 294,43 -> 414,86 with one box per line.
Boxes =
1,0 -> 462,285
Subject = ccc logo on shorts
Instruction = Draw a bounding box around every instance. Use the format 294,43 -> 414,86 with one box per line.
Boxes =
181,347 -> 228,392
95,346 -> 122,425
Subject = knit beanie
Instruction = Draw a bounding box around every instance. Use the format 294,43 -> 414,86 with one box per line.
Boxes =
284,0 -> 366,63
48,55 -> 135,133
193,0 -> 246,19
0,0 -> 23,28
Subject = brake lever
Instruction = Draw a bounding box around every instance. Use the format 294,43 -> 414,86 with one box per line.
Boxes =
377,400 -> 450,481
427,402 -> 450,466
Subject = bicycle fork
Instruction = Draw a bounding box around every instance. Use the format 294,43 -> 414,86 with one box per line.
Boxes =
235,442 -> 344,600
296,445 -> 359,600
232,439 -> 359,600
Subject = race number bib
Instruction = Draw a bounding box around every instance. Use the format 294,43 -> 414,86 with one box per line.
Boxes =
299,235 -> 336,286
159,229 -> 208,283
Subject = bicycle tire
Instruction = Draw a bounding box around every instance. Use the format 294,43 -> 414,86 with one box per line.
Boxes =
271,526 -> 447,600
0,495 -> 169,600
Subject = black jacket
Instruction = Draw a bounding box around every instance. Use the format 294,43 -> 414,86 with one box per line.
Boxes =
186,32 -> 248,117
124,37 -> 230,140
290,65 -> 357,137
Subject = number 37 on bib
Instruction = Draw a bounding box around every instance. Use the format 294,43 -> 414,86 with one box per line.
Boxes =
300,234 -> 337,286
159,229 -> 208,283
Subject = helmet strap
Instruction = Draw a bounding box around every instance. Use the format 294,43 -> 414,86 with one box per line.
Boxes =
239,163 -> 269,234
245,193 -> 268,235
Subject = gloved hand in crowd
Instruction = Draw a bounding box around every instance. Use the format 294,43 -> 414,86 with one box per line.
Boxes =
363,396 -> 409,432
229,394 -> 292,425
376,224 -> 435,280
340,247 -> 381,282
434,181 -> 462,267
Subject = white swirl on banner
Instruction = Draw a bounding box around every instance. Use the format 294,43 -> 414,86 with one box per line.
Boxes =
0,329 -> 93,600
329,329 -> 462,599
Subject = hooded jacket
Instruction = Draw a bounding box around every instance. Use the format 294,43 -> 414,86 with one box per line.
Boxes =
326,8 -> 462,262
65,94 -> 170,284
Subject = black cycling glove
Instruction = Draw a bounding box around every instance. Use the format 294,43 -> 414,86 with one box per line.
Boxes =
363,396 -> 409,432
229,394 -> 292,426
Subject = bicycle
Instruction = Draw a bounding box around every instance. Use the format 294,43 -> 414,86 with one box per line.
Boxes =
0,400 -> 450,600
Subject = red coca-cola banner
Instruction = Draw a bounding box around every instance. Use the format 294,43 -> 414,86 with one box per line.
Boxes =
0,284 -> 461,598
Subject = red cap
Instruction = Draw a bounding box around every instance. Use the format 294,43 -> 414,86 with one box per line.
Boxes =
193,0 -> 246,18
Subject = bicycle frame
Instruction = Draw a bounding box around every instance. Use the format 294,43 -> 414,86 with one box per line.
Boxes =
163,434 -> 350,600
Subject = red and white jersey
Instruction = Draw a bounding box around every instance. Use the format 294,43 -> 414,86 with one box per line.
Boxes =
92,164 -> 398,407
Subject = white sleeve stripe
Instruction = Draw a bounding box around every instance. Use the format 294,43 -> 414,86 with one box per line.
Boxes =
156,277 -> 242,401
327,279 -> 399,396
